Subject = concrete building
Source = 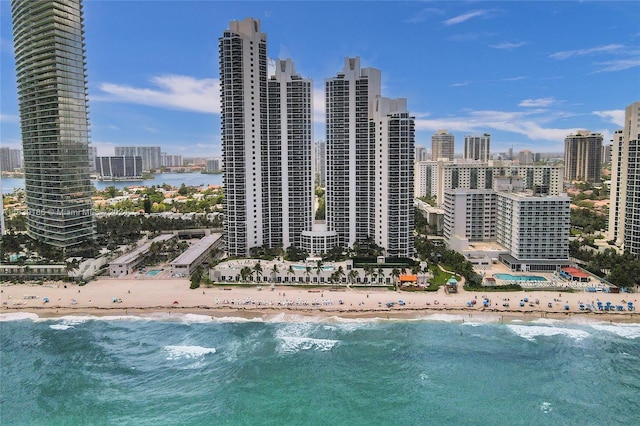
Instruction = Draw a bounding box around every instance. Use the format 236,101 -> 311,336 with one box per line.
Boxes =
169,234 -> 223,277
0,147 -> 23,172
11,0 -> 95,250
414,160 -> 564,208
220,18 -> 313,256
602,144 -> 612,165
563,130 -> 603,183
115,146 -> 162,171
325,57 -> 414,257
415,146 -> 428,162
162,153 -> 183,168
108,234 -> 176,277
518,150 -> 533,165
444,182 -> 570,271
431,129 -> 454,161
315,140 -> 326,186
206,158 -> 222,173
96,156 -> 143,180
464,134 -> 490,161
88,146 -> 97,172
608,102 -> 640,254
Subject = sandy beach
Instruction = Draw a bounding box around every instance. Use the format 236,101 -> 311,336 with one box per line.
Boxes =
1,277 -> 638,323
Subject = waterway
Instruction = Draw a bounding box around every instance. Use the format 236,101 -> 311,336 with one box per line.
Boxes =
1,173 -> 224,194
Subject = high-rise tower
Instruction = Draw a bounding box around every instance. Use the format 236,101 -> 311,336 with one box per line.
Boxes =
219,18 -> 313,256
464,134 -> 491,161
608,102 -> 640,254
11,0 -> 95,249
325,57 -> 414,257
563,130 -> 603,183
431,129 -> 454,161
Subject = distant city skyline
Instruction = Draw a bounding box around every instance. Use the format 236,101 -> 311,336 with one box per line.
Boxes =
1,1 -> 638,157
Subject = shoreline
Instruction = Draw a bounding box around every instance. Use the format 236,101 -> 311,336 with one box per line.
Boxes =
2,278 -> 638,324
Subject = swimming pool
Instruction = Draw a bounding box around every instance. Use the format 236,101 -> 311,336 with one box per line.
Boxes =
145,269 -> 162,277
493,273 -> 547,282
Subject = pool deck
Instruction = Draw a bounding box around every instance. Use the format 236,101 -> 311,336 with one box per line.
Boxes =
475,263 -> 611,291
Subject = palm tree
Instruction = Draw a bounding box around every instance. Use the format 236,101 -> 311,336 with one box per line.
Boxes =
270,264 -> 279,283
287,265 -> 295,283
240,266 -> 252,283
305,266 -> 312,284
391,267 -> 401,290
377,267 -> 385,285
315,259 -> 324,276
253,261 -> 263,283
348,269 -> 359,286
336,266 -> 345,285
363,265 -> 374,285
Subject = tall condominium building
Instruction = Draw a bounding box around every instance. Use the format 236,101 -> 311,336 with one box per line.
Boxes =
115,146 -> 161,171
464,133 -> 490,161
0,147 -> 23,172
563,130 -> 602,183
602,143 -> 612,165
326,57 -> 414,256
161,153 -> 183,168
518,149 -> 533,165
415,146 -> 428,162
315,140 -> 326,186
205,158 -> 221,173
95,156 -> 143,180
219,18 -> 313,256
88,145 -> 97,172
11,0 -> 95,249
266,58 -> 313,249
608,102 -> 640,254
432,129 -> 454,161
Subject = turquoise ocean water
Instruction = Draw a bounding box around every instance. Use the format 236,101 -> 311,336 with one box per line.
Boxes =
1,313 -> 639,425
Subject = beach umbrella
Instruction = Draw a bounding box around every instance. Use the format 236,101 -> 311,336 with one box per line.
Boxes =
564,304 -> 570,310
43,297 -> 49,303
173,300 -> 179,305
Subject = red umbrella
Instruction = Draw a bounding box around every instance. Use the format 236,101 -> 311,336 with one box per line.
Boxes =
173,300 -> 179,305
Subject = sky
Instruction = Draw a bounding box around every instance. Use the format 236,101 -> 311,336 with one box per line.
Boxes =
1,1 -> 639,158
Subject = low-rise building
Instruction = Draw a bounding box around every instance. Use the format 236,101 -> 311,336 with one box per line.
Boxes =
169,234 -> 223,278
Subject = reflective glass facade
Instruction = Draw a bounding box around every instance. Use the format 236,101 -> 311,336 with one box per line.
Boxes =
11,0 -> 95,248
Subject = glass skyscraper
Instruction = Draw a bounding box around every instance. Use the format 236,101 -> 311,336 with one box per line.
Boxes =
11,0 -> 95,249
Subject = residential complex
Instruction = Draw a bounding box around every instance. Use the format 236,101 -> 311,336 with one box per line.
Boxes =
463,134 -> 490,161
115,146 -> 162,171
431,129 -> 455,161
0,147 -> 22,172
325,57 -> 415,257
444,177 -> 570,272
414,159 -> 564,207
608,101 -> 640,255
563,130 -> 603,183
11,0 -> 95,249
219,18 -> 313,256
95,156 -> 143,180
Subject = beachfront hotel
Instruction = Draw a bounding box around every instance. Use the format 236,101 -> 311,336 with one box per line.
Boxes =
608,101 -> 640,255
11,0 -> 95,249
443,177 -> 571,272
219,18 -> 313,256
325,57 -> 415,257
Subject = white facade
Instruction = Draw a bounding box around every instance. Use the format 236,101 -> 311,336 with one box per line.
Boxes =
608,102 -> 640,254
325,57 -> 414,257
463,134 -> 490,161
115,146 -> 162,171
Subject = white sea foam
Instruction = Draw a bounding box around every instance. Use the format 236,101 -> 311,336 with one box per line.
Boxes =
590,323 -> 640,339
49,324 -> 74,330
179,314 -> 214,324
540,402 -> 552,413
211,316 -> 264,323
0,312 -> 39,322
277,336 -> 339,354
164,345 -> 216,360
507,325 -> 590,342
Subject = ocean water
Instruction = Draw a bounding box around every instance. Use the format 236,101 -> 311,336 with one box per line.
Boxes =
1,313 -> 639,426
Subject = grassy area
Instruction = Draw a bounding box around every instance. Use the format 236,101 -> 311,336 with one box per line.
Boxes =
429,264 -> 460,286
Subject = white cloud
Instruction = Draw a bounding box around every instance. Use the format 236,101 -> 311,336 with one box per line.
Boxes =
313,85 -> 325,125
450,75 -> 527,87
489,41 -> 526,50
97,75 -> 220,114
590,58 -> 640,73
405,8 -> 443,23
444,10 -> 491,26
414,109 -> 579,142
519,98 -> 556,108
549,43 -> 625,60
592,109 -> 625,127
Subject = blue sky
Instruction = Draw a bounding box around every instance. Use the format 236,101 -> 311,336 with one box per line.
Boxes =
1,1 -> 639,158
